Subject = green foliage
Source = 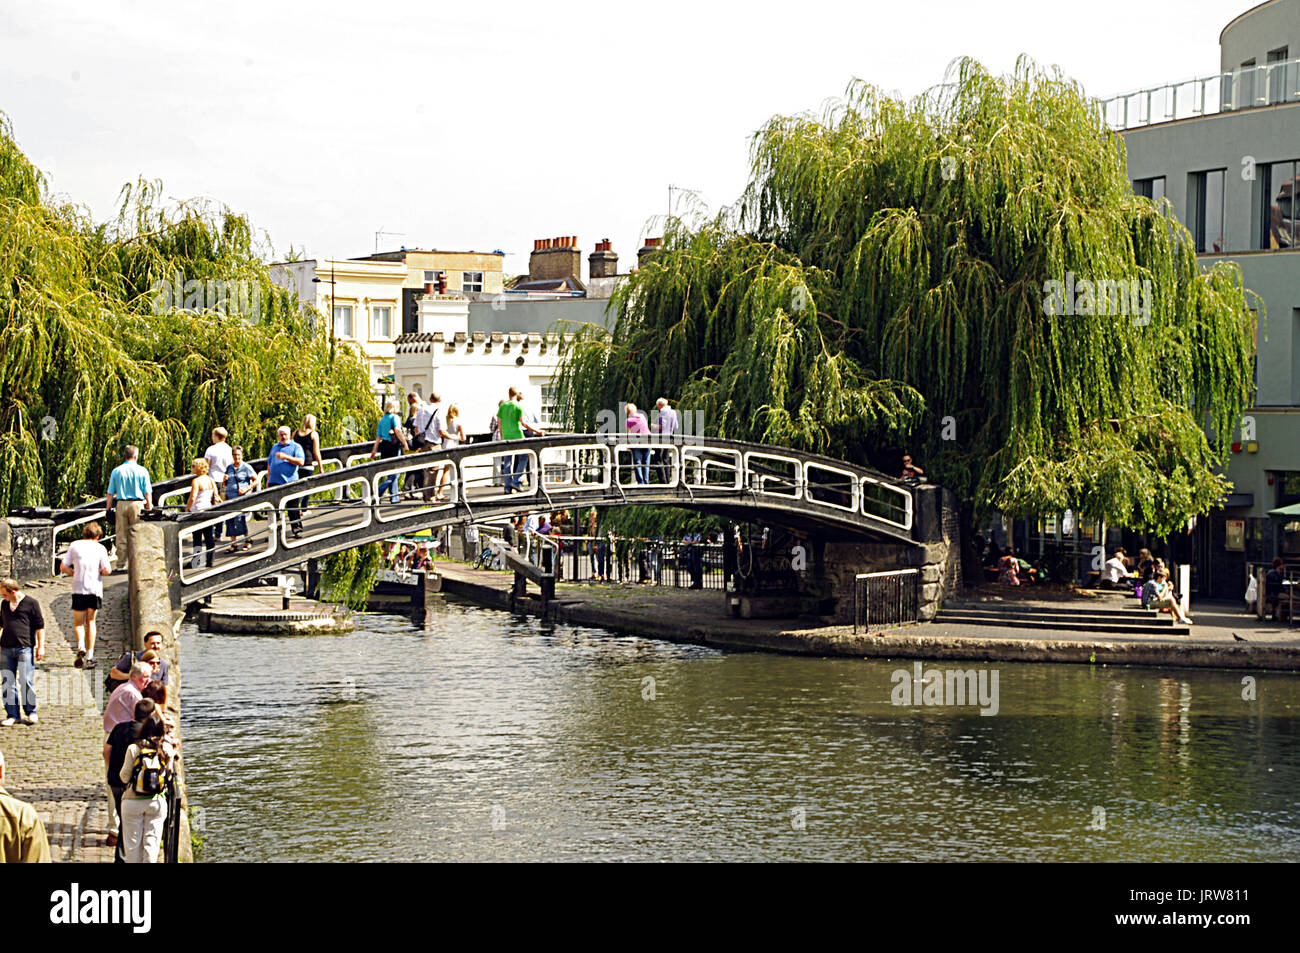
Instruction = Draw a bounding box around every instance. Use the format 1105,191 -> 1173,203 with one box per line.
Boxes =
0,111 -> 379,514
555,58 -> 1256,536
319,542 -> 385,611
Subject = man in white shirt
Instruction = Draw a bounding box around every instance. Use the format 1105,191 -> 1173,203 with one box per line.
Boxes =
1101,550 -> 1129,589
59,522 -> 113,669
203,427 -> 234,486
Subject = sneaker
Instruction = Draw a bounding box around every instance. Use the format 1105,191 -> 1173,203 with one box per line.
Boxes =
84,657 -> 97,669
23,713 -> 38,725
1,718 -> 15,727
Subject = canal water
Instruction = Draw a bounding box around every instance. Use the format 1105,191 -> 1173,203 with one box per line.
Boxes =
182,597 -> 1300,862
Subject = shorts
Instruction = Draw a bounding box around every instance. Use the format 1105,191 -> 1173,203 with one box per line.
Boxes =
71,593 -> 102,611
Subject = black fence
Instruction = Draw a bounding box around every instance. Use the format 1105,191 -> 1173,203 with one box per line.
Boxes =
853,569 -> 920,632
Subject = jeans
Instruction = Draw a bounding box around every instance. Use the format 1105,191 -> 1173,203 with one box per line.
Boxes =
120,796 -> 167,863
631,448 -> 650,485
506,451 -> 528,492
2,646 -> 35,719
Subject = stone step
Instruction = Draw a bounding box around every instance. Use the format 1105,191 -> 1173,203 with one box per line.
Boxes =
935,612 -> 1191,636
944,601 -> 1164,619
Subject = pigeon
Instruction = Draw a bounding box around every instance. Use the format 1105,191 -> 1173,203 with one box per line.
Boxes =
1232,632 -> 1247,642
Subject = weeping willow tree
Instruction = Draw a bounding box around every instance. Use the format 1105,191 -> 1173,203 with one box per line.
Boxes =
555,57 -> 1257,537
0,111 -> 380,516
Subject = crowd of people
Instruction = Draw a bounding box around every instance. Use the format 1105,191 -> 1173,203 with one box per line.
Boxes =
467,507 -> 713,589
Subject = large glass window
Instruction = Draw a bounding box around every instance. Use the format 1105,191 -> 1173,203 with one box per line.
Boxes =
1240,59 -> 1258,109
1191,169 -> 1226,253
1267,47 -> 1290,105
1134,176 -> 1166,202
1261,160 -> 1297,249
371,305 -> 392,338
462,271 -> 484,293
332,304 -> 354,338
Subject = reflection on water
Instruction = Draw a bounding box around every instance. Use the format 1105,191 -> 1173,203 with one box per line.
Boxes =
181,598 -> 1300,862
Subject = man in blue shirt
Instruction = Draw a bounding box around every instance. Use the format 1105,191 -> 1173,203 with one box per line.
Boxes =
268,426 -> 306,537
105,446 -> 153,573
223,446 -> 258,550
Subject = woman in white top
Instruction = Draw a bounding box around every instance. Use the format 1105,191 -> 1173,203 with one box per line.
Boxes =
186,458 -> 220,569
434,404 -> 466,501
118,711 -> 177,863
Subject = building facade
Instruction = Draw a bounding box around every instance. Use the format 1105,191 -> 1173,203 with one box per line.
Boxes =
1093,0 -> 1300,596
268,257 -> 407,393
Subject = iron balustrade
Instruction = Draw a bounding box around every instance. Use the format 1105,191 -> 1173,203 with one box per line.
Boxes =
853,569 -> 920,633
19,434 -> 920,604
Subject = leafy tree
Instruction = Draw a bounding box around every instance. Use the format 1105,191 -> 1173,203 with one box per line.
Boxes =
555,58 -> 1257,537
0,112 -> 379,515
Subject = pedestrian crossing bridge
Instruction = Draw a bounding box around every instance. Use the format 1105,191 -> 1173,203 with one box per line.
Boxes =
31,434 -> 924,605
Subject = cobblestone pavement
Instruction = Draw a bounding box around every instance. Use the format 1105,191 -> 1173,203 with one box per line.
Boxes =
2,573 -> 129,862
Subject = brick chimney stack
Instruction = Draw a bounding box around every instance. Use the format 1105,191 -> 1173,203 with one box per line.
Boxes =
529,235 -> 581,282
588,238 -> 618,279
637,236 -> 663,267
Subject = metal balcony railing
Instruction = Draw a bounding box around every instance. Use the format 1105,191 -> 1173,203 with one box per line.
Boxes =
1099,56 -> 1300,130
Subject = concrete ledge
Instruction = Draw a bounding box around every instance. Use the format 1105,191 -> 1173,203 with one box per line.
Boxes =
438,568 -> 1300,671
198,609 -> 354,635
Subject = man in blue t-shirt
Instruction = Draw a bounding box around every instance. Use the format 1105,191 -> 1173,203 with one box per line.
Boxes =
268,426 -> 305,537
104,445 -> 154,573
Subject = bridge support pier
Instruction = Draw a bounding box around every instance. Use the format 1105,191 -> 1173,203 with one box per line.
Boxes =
815,485 -> 962,624
0,514 -> 57,581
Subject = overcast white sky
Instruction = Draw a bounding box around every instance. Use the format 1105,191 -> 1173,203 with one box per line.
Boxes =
1,0 -> 1236,277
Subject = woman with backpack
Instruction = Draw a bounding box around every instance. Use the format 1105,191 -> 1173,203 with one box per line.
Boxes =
118,711 -> 177,863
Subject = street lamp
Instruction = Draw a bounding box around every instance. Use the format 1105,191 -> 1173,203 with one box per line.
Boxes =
311,260 -> 337,363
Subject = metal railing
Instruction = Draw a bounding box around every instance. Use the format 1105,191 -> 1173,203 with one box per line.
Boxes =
1100,56 -> 1300,130
853,569 -> 920,633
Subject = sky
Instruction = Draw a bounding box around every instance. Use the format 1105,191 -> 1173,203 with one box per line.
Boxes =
0,0 -> 1238,278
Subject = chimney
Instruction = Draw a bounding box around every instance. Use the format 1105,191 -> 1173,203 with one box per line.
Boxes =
588,238 -> 618,279
637,236 -> 663,267
529,234 -> 581,283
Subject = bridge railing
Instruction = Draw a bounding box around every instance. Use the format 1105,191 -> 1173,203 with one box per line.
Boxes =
166,435 -> 917,592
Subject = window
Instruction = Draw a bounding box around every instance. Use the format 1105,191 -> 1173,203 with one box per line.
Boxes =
1134,176 -> 1166,203
371,362 -> 392,383
1260,160 -> 1297,249
422,270 -> 437,284
1240,59 -> 1257,109
371,305 -> 392,338
462,271 -> 484,293
1267,47 -> 1290,105
1190,169 -> 1226,253
332,305 -> 354,338
533,379 -> 558,428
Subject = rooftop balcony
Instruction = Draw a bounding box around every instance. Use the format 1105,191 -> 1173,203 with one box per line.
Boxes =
1100,56 -> 1300,130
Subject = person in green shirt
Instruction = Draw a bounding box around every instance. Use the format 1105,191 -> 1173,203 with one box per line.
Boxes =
496,387 -> 545,492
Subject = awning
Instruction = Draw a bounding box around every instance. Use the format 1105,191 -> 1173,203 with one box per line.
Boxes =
1267,502 -> 1300,520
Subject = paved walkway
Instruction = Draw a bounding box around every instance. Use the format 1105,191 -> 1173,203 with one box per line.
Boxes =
1,573 -> 129,862
435,563 -> 1300,670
